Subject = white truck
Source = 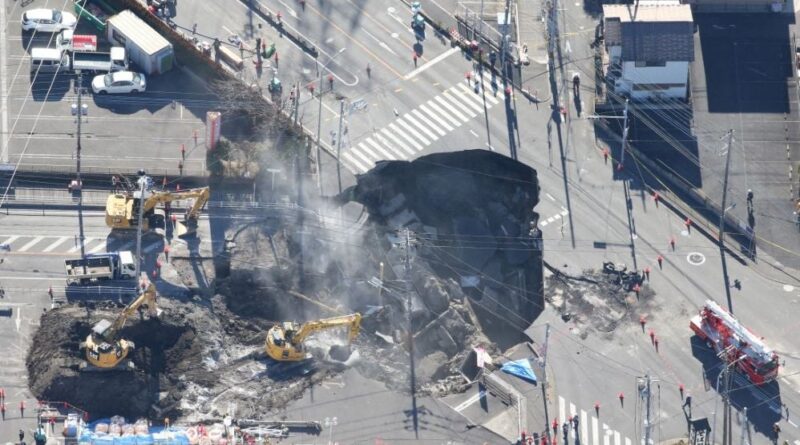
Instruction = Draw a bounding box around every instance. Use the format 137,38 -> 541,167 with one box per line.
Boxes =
107,10 -> 173,75
65,251 -> 136,285
70,47 -> 127,73
56,29 -> 98,51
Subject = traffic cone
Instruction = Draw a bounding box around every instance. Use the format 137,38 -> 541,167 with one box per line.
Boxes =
594,402 -> 600,416
657,255 -> 664,270
155,259 -> 162,269
685,218 -> 692,234
639,315 -> 646,332
654,336 -> 659,352
644,267 -> 651,281
603,148 -> 609,164
618,393 -> 624,407
632,283 -> 641,297
649,329 -> 655,345
679,384 -> 685,400
653,192 -> 660,207
669,237 -> 676,251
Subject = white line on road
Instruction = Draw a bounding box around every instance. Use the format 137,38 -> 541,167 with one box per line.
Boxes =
380,128 -> 416,156
361,29 -> 397,56
0,0 -> 8,164
342,152 -> 370,172
395,118 -> 431,146
559,396 -> 566,425
439,92 -> 476,119
469,129 -> 479,138
592,417 -> 598,445
42,236 -> 69,252
68,237 -> 93,253
2,235 -> 20,246
403,47 -> 459,80
403,113 -> 439,141
546,193 -> 556,201
614,431 -> 621,445
581,410 -> 588,443
18,236 -> 44,252
88,241 -> 108,254
415,107 -> 449,135
15,307 -> 21,332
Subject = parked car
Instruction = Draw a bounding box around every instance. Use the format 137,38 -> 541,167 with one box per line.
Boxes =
21,9 -> 77,33
91,70 -> 146,94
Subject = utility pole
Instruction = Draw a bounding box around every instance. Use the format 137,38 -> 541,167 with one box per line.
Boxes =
639,373 -> 656,445
540,323 -> 552,443
315,56 -> 324,196
619,99 -> 630,169
718,129 -> 734,314
499,0 -> 516,159
336,100 -> 345,193
404,228 -> 418,438
133,170 -> 147,285
74,72 -> 87,270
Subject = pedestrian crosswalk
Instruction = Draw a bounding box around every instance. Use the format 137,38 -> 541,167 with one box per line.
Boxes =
558,396 -> 633,445
0,234 -> 196,256
341,75 -> 508,173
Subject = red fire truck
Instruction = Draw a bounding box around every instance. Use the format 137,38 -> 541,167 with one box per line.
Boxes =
690,300 -> 779,386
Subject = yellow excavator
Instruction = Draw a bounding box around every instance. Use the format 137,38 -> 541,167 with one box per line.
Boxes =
105,186 -> 210,237
265,313 -> 362,362
80,283 -> 159,371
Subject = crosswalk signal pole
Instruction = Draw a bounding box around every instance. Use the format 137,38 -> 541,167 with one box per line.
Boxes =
541,323 -> 552,443
639,373 -> 655,445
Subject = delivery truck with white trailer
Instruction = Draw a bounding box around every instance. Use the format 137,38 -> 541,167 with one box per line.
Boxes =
106,10 -> 173,75
65,251 -> 136,285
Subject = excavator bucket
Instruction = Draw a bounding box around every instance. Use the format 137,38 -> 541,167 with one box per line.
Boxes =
175,218 -> 199,239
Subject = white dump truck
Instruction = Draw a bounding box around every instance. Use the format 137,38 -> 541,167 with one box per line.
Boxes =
70,47 -> 128,73
65,251 -> 136,285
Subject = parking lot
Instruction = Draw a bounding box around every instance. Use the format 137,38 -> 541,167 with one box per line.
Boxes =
1,0 -> 219,178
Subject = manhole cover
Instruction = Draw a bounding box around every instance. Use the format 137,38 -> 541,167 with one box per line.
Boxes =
687,252 -> 705,266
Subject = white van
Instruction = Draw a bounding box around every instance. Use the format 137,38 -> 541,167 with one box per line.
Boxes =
31,47 -> 69,73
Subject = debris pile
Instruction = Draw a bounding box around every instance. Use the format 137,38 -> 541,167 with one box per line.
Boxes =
26,149 -> 547,422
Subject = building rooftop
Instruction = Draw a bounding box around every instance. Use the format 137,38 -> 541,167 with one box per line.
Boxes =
603,4 -> 693,23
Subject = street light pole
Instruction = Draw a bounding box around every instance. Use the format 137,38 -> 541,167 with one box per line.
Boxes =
73,72 -> 87,270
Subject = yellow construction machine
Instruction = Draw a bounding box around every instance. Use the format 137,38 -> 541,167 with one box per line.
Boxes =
80,283 -> 159,371
265,313 -> 362,362
105,186 -> 210,237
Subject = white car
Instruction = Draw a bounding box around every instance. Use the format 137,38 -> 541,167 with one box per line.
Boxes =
92,71 -> 147,95
21,9 -> 77,33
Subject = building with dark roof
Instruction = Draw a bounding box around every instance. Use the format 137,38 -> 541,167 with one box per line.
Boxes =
603,2 -> 694,101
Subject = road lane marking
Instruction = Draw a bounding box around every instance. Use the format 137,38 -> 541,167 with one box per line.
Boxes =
42,236 -> 69,252
380,128 -> 416,156
18,236 -> 44,252
372,128 -> 408,159
342,152 -> 370,172
403,47 -> 460,80
439,92 -> 476,119
581,410 -> 588,443
364,137 -> 399,160
614,431 -> 621,445
394,119 -> 430,146
625,438 -> 631,445
451,88 -> 485,113
455,83 -> 489,109
351,148 -> 375,168
362,29 -> 398,56
414,107 -> 449,135
426,100 -> 462,127
569,403 -> 577,438
0,0 -> 8,163
388,123 -> 424,151
592,417 -> 598,445
68,237 -> 93,253
2,235 -> 20,246
403,113 -> 438,141
559,396 -> 566,425
88,240 -> 108,254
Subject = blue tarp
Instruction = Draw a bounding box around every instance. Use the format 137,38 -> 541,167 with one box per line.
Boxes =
501,359 -> 538,384
78,419 -> 190,445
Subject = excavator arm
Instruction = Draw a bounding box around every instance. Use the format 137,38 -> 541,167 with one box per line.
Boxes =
105,283 -> 158,342
142,187 -> 210,217
265,313 -> 362,362
290,313 -> 362,345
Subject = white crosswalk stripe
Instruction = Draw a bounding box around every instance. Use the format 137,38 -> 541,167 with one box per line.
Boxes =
364,137 -> 399,160
380,128 -> 416,156
340,80 -> 510,173
388,123 -> 424,152
439,92 -> 477,119
68,237 -> 93,253
412,108 -> 447,136
374,132 -> 409,159
395,118 -> 431,145
404,113 -> 439,141
18,236 -> 44,252
427,99 -> 463,126
558,396 -> 632,445
42,236 -> 69,253
418,104 -> 453,133
88,240 -> 108,254
455,83 -> 489,108
1,235 -> 20,246
343,151 -> 370,172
